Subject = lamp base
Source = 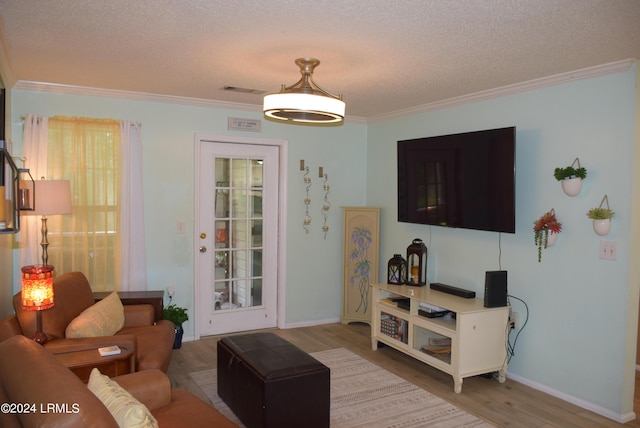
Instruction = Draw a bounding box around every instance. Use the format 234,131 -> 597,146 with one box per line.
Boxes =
33,330 -> 48,345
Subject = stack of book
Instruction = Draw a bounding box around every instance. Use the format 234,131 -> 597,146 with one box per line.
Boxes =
420,337 -> 452,362
380,312 -> 409,344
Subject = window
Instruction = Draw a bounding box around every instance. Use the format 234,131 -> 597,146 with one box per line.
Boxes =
46,117 -> 121,289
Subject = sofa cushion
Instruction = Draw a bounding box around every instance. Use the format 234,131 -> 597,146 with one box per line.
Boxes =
88,368 -> 158,428
118,320 -> 175,372
66,291 -> 125,338
14,271 -> 96,340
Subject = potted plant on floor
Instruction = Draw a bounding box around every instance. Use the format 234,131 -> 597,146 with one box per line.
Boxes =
533,209 -> 562,263
163,304 -> 189,349
587,195 -> 614,236
554,158 -> 587,196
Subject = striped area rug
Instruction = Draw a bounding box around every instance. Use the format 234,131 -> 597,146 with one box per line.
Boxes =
190,347 -> 493,428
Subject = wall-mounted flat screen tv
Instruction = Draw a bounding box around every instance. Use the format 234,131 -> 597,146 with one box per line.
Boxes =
397,126 -> 515,233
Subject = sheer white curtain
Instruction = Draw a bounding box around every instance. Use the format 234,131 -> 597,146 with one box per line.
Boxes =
118,120 -> 147,291
19,115 -> 147,291
19,114 -> 49,266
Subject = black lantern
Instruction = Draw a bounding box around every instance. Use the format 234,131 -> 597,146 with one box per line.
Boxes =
406,238 -> 427,286
387,254 -> 407,285
18,167 -> 35,211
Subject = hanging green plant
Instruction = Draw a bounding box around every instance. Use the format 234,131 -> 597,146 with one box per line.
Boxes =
587,195 -> 614,236
586,207 -> 614,219
554,158 -> 587,197
553,165 -> 587,181
533,209 -> 562,263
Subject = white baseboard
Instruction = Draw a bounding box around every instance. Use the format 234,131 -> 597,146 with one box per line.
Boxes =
184,321 -> 635,423
283,317 -> 341,329
507,373 -> 636,423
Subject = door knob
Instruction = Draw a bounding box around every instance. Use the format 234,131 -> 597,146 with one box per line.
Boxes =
199,246 -> 207,253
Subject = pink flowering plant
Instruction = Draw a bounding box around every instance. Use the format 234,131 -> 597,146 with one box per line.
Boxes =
533,209 -> 562,262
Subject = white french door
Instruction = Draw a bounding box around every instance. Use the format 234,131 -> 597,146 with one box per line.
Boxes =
196,138 -> 280,336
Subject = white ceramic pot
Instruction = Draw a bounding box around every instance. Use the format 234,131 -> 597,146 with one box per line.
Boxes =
561,177 -> 582,197
546,231 -> 558,247
593,219 -> 611,236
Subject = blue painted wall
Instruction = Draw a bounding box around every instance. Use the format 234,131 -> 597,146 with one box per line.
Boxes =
6,62 -> 639,419
367,65 -> 639,418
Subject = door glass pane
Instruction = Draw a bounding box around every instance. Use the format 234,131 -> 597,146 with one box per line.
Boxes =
251,278 -> 262,306
231,190 -> 248,217
251,220 -> 262,247
216,158 -> 230,184
251,249 -> 262,277
214,283 -> 231,310
232,159 -> 247,187
213,156 -> 265,311
250,190 -> 263,217
250,159 -> 263,187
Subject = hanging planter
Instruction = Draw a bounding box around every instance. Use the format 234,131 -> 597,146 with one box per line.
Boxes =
586,195 -> 614,236
554,158 -> 587,197
533,208 -> 562,263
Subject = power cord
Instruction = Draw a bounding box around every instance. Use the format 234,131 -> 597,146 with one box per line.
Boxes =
506,294 -> 529,363
498,232 -> 503,271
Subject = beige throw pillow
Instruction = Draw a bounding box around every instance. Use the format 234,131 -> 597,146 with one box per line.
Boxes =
66,291 -> 125,338
88,368 -> 158,428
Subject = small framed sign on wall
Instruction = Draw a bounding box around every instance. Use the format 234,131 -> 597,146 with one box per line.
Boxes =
228,117 -> 261,132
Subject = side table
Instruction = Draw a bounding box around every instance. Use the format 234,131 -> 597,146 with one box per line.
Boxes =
54,346 -> 135,383
93,290 -> 165,322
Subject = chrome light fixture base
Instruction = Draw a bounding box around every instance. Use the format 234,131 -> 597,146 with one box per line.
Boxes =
264,58 -> 345,124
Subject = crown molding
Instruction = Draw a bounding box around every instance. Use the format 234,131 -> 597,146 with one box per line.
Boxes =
367,59 -> 637,123
11,59 -> 635,125
12,80 -> 369,125
13,80 -> 264,111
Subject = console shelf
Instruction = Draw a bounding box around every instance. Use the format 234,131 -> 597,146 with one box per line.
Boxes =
371,283 -> 509,393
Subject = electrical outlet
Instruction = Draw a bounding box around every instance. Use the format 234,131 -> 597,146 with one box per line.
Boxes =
599,240 -> 617,261
167,285 -> 175,297
509,311 -> 519,330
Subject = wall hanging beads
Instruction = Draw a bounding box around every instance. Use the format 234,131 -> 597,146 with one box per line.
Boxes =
301,160 -> 312,233
320,167 -> 331,239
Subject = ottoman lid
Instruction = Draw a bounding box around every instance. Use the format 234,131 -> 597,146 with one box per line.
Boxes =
220,333 -> 328,381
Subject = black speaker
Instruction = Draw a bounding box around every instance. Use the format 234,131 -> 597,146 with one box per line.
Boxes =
484,271 -> 508,307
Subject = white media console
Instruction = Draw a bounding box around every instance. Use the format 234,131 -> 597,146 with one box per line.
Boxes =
371,283 -> 510,393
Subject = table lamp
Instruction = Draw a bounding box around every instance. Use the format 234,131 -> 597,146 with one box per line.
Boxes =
21,264 -> 55,344
27,179 -> 72,265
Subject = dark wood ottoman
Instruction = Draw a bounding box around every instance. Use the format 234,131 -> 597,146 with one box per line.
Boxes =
217,332 -> 330,428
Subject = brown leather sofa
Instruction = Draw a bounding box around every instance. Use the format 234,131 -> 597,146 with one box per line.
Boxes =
0,335 -> 237,427
0,271 -> 175,372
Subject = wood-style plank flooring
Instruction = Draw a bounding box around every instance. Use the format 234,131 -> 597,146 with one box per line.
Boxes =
167,322 -> 640,427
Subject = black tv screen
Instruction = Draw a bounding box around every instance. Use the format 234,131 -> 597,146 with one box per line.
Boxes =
398,127 -> 515,233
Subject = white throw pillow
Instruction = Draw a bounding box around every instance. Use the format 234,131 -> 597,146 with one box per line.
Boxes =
66,291 -> 125,338
88,368 -> 158,428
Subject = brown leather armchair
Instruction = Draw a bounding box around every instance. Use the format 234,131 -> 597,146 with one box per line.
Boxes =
0,271 -> 175,372
0,335 -> 236,428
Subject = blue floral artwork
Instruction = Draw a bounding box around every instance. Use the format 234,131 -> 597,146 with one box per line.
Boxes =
350,226 -> 372,314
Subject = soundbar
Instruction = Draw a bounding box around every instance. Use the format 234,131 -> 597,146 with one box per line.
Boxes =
430,282 -> 476,299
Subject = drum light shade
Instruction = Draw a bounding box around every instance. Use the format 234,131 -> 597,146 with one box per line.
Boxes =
263,58 -> 345,124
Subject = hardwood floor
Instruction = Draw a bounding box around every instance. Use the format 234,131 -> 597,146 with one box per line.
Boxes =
167,322 -> 640,427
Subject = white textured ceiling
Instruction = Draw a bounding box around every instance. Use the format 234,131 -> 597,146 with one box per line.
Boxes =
0,0 -> 639,120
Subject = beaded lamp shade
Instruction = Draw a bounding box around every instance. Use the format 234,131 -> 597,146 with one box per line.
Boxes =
21,265 -> 55,310
21,264 -> 55,345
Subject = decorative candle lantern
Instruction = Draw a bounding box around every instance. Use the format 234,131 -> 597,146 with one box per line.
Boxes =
387,254 -> 407,285
406,238 -> 427,286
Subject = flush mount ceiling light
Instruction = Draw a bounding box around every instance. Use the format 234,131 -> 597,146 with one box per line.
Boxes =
263,58 -> 345,124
